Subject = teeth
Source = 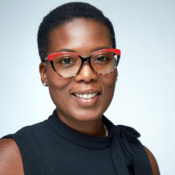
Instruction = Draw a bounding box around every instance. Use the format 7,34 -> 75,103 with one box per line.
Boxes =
75,93 -> 97,99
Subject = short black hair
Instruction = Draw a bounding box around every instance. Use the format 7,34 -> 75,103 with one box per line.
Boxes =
37,2 -> 116,62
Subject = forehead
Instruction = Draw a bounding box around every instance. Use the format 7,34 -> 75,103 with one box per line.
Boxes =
48,18 -> 112,55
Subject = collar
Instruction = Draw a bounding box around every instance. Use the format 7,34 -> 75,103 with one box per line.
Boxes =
48,110 -> 141,175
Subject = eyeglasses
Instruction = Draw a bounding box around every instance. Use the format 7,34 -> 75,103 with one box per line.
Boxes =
44,48 -> 121,78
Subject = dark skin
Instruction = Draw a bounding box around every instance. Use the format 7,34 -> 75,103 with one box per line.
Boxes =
41,18 -> 117,137
0,18 -> 160,175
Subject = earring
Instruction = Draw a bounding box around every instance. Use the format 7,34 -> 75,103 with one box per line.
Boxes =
116,78 -> 118,82
43,82 -> 47,86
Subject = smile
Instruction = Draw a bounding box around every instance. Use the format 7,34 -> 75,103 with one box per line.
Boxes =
75,93 -> 98,99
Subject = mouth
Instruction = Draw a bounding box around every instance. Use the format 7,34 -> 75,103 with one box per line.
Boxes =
71,90 -> 101,106
73,93 -> 99,99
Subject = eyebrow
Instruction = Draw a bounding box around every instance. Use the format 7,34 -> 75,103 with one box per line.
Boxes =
55,46 -> 111,54
56,48 -> 76,53
91,46 -> 111,53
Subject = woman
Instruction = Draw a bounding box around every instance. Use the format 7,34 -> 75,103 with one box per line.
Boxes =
0,2 -> 160,175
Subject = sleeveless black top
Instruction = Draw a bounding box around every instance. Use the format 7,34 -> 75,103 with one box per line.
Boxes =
3,110 -> 153,175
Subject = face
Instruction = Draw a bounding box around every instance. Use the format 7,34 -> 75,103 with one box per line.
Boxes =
40,18 -> 117,124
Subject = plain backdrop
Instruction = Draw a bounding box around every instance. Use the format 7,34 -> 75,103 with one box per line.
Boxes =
0,0 -> 175,174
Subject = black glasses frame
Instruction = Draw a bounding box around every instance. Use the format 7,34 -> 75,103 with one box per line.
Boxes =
45,49 -> 121,78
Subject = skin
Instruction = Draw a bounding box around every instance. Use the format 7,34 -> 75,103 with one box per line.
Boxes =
40,18 -> 117,137
0,18 -> 160,175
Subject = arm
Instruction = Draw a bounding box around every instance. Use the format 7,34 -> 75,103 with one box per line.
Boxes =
0,138 -> 24,175
144,146 -> 160,175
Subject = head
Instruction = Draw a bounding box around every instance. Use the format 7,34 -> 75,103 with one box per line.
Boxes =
38,2 -> 119,126
38,2 -> 116,61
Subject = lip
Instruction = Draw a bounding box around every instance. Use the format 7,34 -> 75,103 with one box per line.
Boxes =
71,89 -> 101,94
71,89 -> 101,107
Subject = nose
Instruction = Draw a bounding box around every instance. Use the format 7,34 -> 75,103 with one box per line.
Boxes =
74,62 -> 98,83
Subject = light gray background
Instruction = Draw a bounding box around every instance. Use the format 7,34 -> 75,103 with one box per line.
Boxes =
0,0 -> 174,174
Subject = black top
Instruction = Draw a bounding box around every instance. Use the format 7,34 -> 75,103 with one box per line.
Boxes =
3,110 -> 153,175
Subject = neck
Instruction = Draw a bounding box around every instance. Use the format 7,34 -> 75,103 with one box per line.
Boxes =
56,110 -> 106,137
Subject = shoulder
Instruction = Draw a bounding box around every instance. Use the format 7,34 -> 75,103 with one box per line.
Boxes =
144,145 -> 160,175
1,119 -> 51,155
7,119 -> 50,142
15,119 -> 49,135
113,124 -> 160,174
0,120 -> 49,175
0,138 -> 24,175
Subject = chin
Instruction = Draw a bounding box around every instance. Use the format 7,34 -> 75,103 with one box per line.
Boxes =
70,108 -> 105,122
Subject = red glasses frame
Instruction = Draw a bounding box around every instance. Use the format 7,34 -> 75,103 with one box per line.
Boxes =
44,48 -> 121,78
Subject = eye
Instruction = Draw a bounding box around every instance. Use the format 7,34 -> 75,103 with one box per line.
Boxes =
61,58 -> 73,65
93,56 -> 109,63
97,56 -> 108,62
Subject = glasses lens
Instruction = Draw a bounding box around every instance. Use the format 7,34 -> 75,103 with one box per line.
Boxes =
91,51 -> 117,75
52,53 -> 81,77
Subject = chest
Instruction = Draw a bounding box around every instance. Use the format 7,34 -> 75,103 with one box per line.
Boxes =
38,138 -> 117,175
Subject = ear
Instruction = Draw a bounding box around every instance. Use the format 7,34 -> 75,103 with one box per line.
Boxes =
39,62 -> 47,85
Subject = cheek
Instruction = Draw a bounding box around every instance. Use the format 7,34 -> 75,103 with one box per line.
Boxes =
104,69 -> 117,88
46,66 -> 71,104
102,70 -> 117,100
